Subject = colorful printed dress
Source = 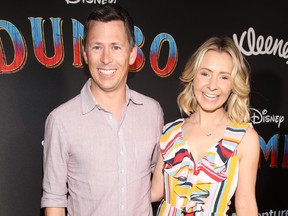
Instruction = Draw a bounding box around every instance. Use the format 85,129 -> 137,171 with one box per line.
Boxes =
156,118 -> 251,216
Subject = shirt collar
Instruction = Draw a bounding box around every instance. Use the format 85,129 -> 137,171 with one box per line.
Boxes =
81,78 -> 143,115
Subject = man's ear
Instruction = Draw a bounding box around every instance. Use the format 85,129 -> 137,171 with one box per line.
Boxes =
129,45 -> 138,65
82,45 -> 88,64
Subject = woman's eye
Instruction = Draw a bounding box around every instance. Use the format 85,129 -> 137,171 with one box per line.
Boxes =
220,75 -> 230,80
200,71 -> 209,76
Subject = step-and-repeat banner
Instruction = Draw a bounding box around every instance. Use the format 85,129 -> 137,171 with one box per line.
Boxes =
1,1 -> 287,215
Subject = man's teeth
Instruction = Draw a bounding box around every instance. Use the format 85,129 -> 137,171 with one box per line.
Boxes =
99,69 -> 115,75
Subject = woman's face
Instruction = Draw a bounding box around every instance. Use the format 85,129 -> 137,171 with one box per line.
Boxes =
193,50 -> 233,113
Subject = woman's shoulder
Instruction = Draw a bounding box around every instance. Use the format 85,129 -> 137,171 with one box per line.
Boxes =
244,125 -> 259,143
161,118 -> 186,158
163,118 -> 184,132
236,122 -> 260,152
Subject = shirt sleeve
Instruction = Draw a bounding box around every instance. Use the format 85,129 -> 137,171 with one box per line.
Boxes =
151,103 -> 164,173
41,113 -> 69,208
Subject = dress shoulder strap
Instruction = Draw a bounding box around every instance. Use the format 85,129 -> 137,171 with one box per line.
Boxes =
220,122 -> 251,157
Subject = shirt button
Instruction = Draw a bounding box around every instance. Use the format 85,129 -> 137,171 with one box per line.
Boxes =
121,169 -> 124,174
121,204 -> 125,209
120,151 -> 123,155
121,187 -> 124,192
109,115 -> 112,120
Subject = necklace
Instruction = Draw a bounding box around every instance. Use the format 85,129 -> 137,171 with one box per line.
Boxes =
198,113 -> 226,136
198,126 -> 213,136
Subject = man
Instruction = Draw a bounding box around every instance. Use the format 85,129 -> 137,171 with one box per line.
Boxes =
41,3 -> 164,216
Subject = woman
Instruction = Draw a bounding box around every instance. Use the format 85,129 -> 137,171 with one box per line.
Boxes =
151,36 -> 260,215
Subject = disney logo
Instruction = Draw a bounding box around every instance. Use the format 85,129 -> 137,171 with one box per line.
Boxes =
66,0 -> 116,4
250,108 -> 284,128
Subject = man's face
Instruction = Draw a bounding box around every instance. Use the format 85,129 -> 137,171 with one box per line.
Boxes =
82,20 -> 137,95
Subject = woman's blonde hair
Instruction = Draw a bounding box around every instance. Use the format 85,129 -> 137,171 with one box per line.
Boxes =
177,36 -> 251,123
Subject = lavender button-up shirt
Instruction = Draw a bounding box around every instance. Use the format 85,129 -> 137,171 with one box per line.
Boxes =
41,78 -> 164,216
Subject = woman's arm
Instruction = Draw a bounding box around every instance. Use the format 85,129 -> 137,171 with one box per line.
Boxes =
151,152 -> 165,202
235,127 -> 260,216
